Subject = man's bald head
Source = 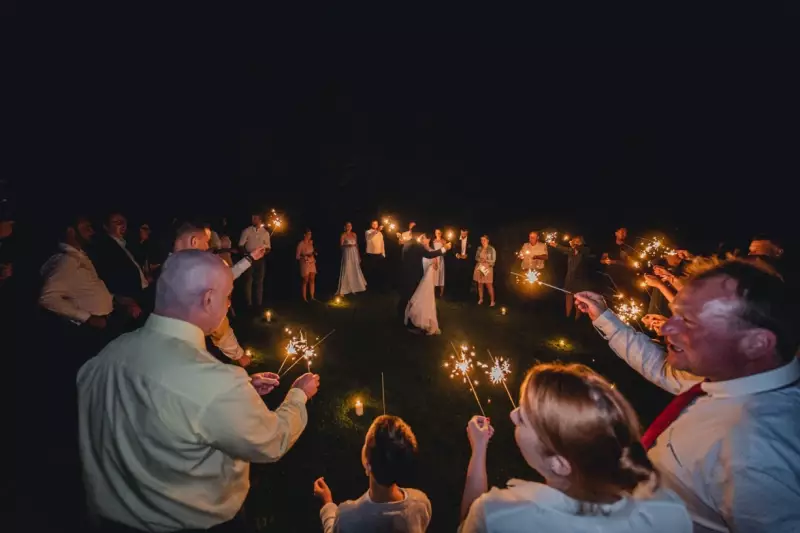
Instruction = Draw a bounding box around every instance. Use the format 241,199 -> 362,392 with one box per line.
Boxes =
155,250 -> 233,334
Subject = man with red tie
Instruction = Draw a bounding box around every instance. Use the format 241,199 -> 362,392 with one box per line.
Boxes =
575,260 -> 800,533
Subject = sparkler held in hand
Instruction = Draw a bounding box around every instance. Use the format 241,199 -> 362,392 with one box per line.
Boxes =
511,269 -> 572,294
445,342 -> 487,417
487,349 -> 516,408
266,209 -> 284,235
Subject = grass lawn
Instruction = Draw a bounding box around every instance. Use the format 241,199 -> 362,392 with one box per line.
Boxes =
231,286 -> 672,532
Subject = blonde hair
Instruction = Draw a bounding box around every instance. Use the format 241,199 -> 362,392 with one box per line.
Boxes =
520,363 -> 659,506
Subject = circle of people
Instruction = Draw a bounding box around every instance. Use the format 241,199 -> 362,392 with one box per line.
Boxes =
30,209 -> 798,533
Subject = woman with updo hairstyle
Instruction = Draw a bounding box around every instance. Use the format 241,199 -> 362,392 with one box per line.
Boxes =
459,363 -> 691,533
313,415 -> 432,532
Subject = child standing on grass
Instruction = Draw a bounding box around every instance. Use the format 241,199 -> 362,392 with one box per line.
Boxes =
313,415 -> 432,533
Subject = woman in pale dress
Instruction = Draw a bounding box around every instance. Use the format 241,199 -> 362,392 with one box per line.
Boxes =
473,235 -> 497,307
459,363 -> 692,533
296,229 -> 317,302
432,229 -> 446,297
337,222 -> 367,297
404,235 -> 441,335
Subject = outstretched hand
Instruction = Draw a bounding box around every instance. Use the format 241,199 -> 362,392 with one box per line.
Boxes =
313,477 -> 333,505
573,292 -> 607,321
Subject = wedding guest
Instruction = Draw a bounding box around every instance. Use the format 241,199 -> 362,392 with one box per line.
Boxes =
296,229 -> 317,302
364,220 -> 386,291
89,211 -> 147,315
432,229 -> 446,297
40,216 -> 140,345
239,213 -> 271,309
399,221 -> 416,245
313,415 -> 431,533
601,227 -> 636,293
459,363 -> 691,533
173,222 -> 264,367
548,236 -> 593,319
574,259 -> 800,532
337,222 -> 367,297
78,250 -> 320,532
204,221 -> 222,250
519,231 -> 548,272
474,235 -> 496,307
448,228 -> 473,300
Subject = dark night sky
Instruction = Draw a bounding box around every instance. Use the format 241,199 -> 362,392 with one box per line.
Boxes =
10,4 -> 800,251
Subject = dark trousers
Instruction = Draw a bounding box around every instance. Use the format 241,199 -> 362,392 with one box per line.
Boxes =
242,257 -> 266,307
97,512 -> 251,533
364,253 -> 385,291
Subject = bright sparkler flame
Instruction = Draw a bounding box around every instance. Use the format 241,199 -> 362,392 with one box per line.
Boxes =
614,297 -> 644,324
447,344 -> 486,385
525,270 -> 541,284
487,357 -> 511,385
544,232 -> 558,244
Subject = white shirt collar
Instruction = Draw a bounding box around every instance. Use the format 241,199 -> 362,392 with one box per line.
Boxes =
111,235 -> 127,247
144,314 -> 207,351
702,358 -> 800,398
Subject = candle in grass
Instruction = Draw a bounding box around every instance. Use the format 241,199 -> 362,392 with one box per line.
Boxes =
265,310 -> 272,322
354,399 -> 364,416
500,306 -> 507,315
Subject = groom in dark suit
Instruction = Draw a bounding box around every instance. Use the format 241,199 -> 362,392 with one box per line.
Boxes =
397,230 -> 451,328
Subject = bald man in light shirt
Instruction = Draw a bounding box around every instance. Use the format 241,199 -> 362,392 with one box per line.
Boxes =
78,251 -> 320,532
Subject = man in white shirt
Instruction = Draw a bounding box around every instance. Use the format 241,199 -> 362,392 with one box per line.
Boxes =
173,222 -> 265,367
519,231 -> 548,271
365,220 -> 386,291
39,216 -> 139,336
239,213 -> 272,308
78,250 -> 320,532
575,260 -> 800,532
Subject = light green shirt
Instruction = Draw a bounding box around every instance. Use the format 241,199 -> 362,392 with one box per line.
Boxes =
78,314 -> 308,532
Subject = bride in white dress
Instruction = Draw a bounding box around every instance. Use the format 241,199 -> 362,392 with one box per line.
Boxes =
336,222 -> 367,296
405,243 -> 441,335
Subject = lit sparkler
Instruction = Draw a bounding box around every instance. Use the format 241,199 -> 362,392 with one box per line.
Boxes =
613,297 -> 644,325
486,349 -> 516,408
279,329 -> 336,377
381,217 -> 397,232
511,270 -> 572,294
544,232 -> 558,244
636,237 -> 676,263
444,342 -> 486,416
266,209 -> 284,234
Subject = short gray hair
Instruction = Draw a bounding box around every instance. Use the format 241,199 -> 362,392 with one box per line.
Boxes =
155,250 -> 229,313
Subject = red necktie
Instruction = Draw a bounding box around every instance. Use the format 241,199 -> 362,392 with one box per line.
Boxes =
641,382 -> 706,450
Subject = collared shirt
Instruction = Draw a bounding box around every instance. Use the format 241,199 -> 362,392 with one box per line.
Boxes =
520,241 -> 548,270
78,315 -> 308,532
460,480 -> 691,533
239,225 -> 271,254
593,310 -> 800,532
320,488 -> 431,533
460,236 -> 469,256
111,235 -> 149,289
39,243 -> 113,323
365,229 -> 385,256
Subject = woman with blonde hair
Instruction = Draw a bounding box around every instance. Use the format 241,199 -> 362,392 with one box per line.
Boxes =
459,363 -> 691,533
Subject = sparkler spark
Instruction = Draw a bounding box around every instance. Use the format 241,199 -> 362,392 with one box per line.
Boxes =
544,232 -> 558,244
446,342 -> 487,416
486,349 -> 517,408
614,297 -> 644,324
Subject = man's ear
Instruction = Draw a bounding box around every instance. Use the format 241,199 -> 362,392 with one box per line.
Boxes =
740,329 -> 777,361
548,454 -> 572,478
202,288 -> 214,310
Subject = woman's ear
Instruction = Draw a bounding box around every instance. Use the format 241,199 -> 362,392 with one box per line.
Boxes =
548,454 -> 572,478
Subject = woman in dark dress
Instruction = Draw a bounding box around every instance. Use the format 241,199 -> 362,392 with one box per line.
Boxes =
548,236 -> 594,319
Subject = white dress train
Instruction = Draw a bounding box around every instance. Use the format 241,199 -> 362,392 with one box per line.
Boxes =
405,256 -> 440,334
337,236 -> 367,295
